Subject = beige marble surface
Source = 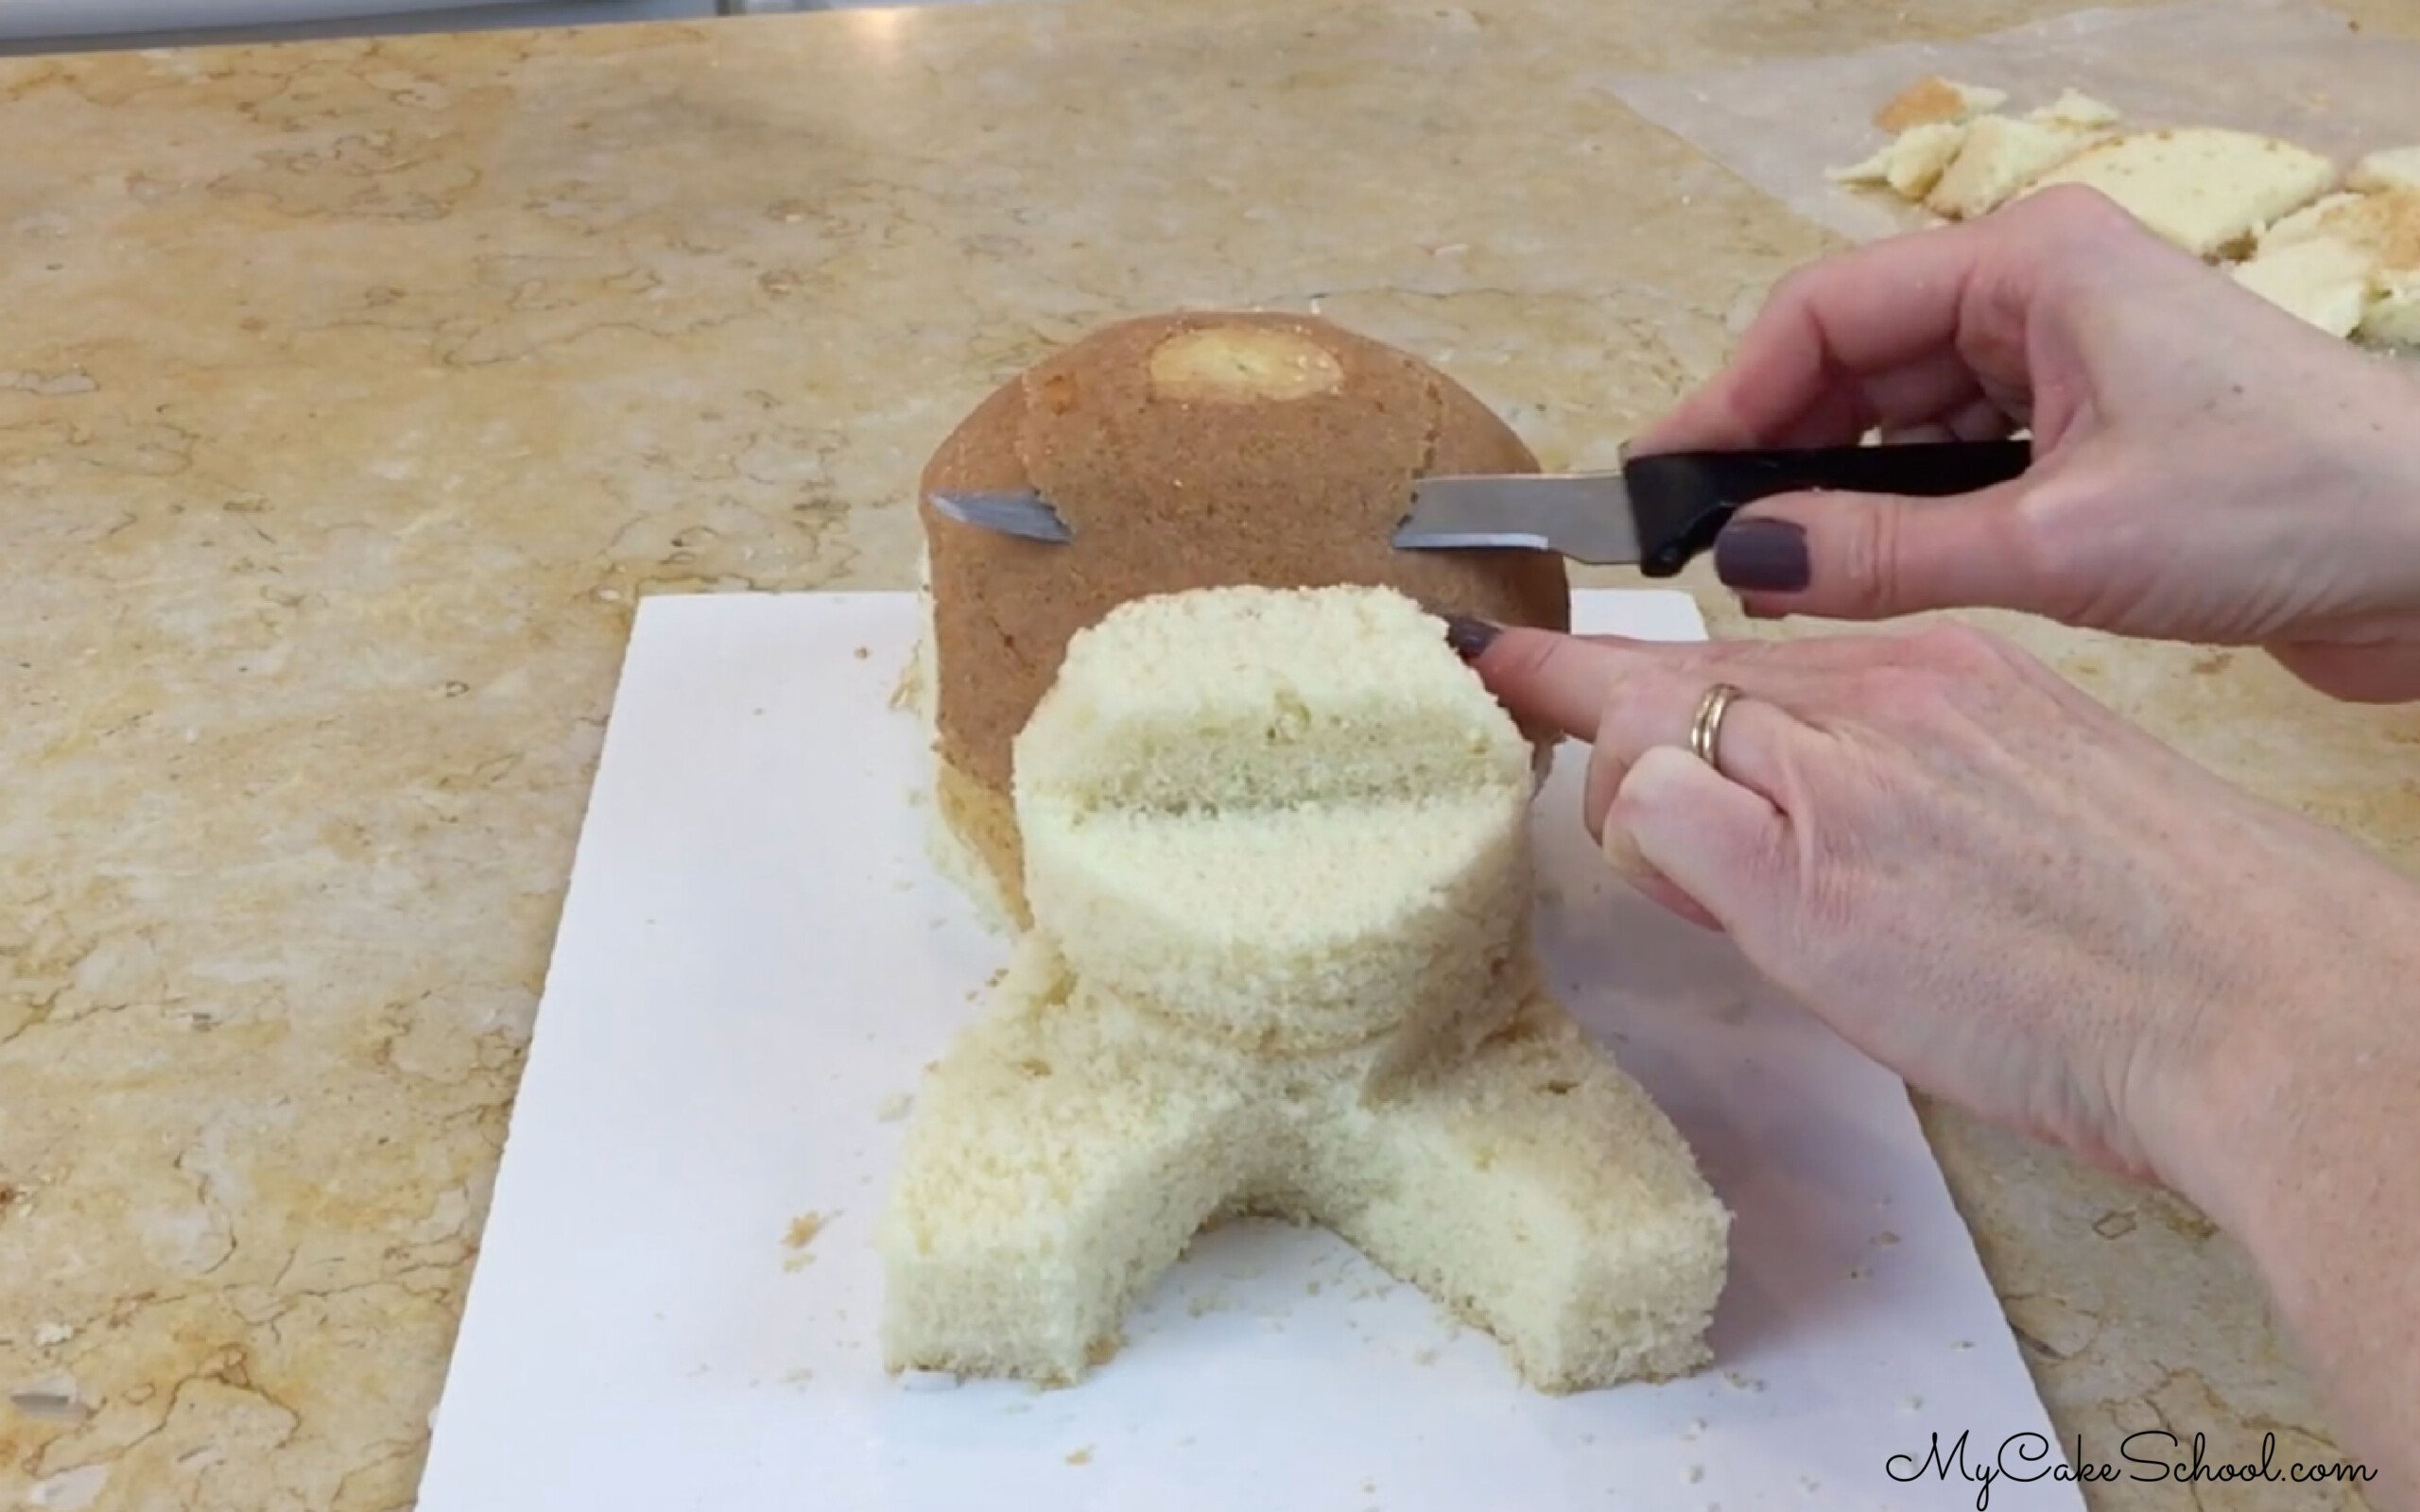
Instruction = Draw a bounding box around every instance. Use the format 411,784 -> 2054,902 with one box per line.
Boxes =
4,1 -> 2418,1507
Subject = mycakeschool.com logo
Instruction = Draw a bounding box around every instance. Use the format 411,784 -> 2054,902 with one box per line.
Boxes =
1886,1429 -> 2377,1509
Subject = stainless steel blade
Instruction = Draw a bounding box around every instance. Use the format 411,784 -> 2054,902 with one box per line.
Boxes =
927,490 -> 1075,544
1391,473 -> 1641,565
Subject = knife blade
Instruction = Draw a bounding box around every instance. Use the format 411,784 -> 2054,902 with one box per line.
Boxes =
1394,439 -> 2031,577
926,489 -> 1076,544
929,438 -> 2031,578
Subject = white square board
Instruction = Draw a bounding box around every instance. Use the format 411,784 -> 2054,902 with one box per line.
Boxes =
416,590 -> 2073,1512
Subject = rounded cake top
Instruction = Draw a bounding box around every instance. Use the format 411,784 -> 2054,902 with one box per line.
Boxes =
919,311 -> 1570,795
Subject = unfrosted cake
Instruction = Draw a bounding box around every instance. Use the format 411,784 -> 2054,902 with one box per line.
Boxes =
911,312 -> 1570,927
878,587 -> 1730,1392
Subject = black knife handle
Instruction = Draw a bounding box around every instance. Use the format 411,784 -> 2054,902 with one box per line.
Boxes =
1626,438 -> 2031,578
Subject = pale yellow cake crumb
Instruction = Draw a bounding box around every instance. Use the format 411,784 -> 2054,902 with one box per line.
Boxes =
782,1211 -> 831,1271
2350,145 -> 2420,193
1926,114 -> 2102,219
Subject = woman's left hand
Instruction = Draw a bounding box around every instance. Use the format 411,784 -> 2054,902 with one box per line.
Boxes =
1462,616 -> 2420,1502
1459,615 -> 2420,1203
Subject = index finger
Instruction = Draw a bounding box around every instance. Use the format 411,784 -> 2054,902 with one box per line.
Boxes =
1467,624 -> 1893,739
1467,627 -> 1679,741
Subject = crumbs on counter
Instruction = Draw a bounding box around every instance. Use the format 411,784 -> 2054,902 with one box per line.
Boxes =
854,645 -> 871,660
1874,1229 -> 1901,1246
1064,1446 -> 1094,1467
877,1091 -> 915,1123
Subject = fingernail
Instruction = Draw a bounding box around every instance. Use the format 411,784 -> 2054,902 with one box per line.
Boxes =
1444,615 -> 1500,661
1714,518 -> 1810,593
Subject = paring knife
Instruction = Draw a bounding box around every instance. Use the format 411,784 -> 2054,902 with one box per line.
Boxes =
928,438 -> 2031,578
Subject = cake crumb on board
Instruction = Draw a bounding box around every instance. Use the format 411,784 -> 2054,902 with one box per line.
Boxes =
877,1092 -> 914,1122
1064,1446 -> 1094,1467
782,1210 -> 833,1271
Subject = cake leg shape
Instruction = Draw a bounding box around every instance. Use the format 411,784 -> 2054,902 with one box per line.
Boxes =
878,946 -> 1264,1384
1306,994 -> 1732,1393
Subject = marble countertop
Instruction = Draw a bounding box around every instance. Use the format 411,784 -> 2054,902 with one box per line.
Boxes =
5,1 -> 2416,1506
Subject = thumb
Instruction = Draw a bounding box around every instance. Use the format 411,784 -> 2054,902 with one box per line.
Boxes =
1612,746 -> 1789,930
1712,480 -> 2040,620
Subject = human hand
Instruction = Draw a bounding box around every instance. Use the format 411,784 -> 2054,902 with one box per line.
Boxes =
1644,187 -> 2420,701
1461,615 -> 2420,1196
1465,615 -> 2420,1499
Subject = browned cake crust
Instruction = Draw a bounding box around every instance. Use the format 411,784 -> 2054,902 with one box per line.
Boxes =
919,312 -> 1571,912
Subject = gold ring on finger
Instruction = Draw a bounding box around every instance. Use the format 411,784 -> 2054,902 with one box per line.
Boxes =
1689,682 -> 1744,776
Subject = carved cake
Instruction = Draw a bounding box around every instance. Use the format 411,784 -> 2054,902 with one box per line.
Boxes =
911,312 -> 1569,927
878,587 -> 1729,1391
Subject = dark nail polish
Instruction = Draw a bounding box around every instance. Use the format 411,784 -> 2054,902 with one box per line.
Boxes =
1444,615 -> 1500,662
1714,518 -> 1810,593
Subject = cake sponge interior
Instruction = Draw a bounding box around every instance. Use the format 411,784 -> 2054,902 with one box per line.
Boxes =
1017,587 -> 1534,1056
879,584 -> 1729,1391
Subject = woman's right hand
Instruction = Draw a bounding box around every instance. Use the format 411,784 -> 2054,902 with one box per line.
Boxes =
1643,186 -> 2420,701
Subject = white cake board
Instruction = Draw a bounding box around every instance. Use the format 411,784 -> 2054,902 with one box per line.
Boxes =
416,590 -> 2076,1512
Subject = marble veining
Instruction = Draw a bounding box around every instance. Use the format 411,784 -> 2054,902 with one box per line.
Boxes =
3,1 -> 2415,1506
